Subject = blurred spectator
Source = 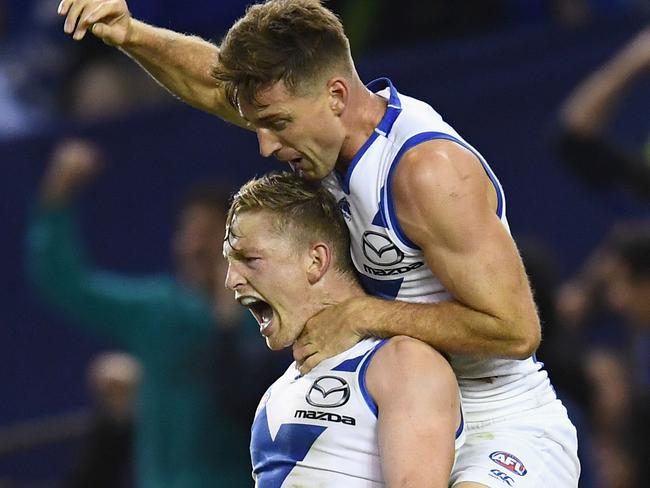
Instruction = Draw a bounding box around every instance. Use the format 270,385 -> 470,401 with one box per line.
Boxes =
555,221 -> 650,487
25,139 -> 275,487
519,238 -> 592,410
0,0 -> 170,138
58,43 -> 170,122
518,238 -> 596,488
556,26 -> 650,198
64,352 -> 140,488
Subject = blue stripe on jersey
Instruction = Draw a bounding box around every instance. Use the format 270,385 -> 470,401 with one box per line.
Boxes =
357,274 -> 403,300
251,406 -> 326,487
341,78 -> 402,195
358,339 -> 390,418
371,207 -> 387,228
367,78 -> 402,135
385,131 -> 506,249
341,131 -> 380,195
332,353 -> 367,372
455,408 -> 464,440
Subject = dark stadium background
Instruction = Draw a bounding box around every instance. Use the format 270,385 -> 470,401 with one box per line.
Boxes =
1,1 -> 648,485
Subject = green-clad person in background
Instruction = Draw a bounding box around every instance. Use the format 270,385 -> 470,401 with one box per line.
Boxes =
26,139 -> 263,487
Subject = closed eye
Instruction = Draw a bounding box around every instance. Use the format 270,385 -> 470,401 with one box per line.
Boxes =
269,120 -> 289,131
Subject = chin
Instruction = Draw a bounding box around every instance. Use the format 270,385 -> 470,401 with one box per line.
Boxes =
265,337 -> 287,351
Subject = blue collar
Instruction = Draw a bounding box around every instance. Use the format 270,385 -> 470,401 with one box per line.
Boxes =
366,77 -> 402,136
338,77 -> 402,194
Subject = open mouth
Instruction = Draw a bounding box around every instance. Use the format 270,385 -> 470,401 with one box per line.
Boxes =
239,296 -> 274,332
289,158 -> 304,175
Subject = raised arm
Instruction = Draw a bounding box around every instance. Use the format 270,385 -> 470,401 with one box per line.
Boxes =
555,27 -> 650,197
367,336 -> 461,488
560,27 -> 650,135
57,0 -> 246,127
27,140 -> 212,347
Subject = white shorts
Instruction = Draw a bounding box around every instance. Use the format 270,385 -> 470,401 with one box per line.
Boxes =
450,400 -> 580,487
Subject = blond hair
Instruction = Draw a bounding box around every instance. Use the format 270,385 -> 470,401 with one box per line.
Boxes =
227,171 -> 354,277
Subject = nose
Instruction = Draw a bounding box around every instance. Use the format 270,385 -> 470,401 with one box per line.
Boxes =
224,262 -> 245,291
257,128 -> 282,158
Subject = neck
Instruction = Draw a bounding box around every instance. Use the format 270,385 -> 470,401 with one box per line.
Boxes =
336,78 -> 388,173
311,272 -> 366,313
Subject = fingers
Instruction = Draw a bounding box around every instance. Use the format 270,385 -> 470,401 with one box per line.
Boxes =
62,0 -> 91,39
292,341 -> 317,364
77,2 -> 114,40
59,0 -> 107,41
298,354 -> 323,375
57,0 -> 72,16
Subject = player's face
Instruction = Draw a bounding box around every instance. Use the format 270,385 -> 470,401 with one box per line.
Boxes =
238,81 -> 346,181
223,210 -> 318,349
172,204 -> 225,294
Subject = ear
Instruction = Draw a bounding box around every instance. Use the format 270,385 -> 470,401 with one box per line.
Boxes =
326,78 -> 348,116
306,242 -> 332,285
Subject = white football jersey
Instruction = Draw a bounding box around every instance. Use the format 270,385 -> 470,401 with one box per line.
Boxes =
250,338 -> 465,487
322,78 -> 557,420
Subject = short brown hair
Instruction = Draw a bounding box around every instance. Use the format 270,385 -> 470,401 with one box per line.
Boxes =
227,171 -> 355,277
213,0 -> 352,108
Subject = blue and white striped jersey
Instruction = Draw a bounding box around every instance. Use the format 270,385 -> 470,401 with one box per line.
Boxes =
322,79 -> 557,420
250,338 -> 464,487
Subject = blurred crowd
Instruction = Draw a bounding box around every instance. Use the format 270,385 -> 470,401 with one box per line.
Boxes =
0,1 -> 648,487
1,0 -> 648,137
23,139 -> 292,487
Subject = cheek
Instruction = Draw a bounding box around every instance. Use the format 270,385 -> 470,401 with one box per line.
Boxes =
271,270 -> 307,305
299,111 -> 340,145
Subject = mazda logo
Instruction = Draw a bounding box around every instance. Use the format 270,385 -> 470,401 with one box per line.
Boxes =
306,376 -> 350,408
362,231 -> 404,266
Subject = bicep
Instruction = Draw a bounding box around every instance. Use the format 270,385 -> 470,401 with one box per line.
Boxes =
368,338 -> 460,488
393,141 -> 534,319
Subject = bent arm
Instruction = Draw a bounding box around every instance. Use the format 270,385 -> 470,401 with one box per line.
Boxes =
26,204 -> 189,347
367,336 -> 460,487
119,20 -> 245,127
555,28 -> 650,197
560,27 -> 650,135
350,141 -> 540,358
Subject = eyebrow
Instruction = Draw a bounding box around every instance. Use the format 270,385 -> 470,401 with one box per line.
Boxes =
246,112 -> 290,127
225,247 -> 263,261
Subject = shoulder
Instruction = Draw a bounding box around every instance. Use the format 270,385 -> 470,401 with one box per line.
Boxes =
366,336 -> 455,394
393,138 -> 484,197
390,138 -> 497,245
375,336 -> 450,367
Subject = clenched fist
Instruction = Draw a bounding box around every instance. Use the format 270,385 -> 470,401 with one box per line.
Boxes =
41,139 -> 104,206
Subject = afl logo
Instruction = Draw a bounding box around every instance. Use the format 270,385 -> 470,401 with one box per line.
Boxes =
306,376 -> 350,408
362,231 -> 404,266
489,451 -> 528,476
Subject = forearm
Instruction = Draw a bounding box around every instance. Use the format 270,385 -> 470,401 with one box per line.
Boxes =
26,205 -> 163,344
351,296 -> 535,359
121,20 -> 244,126
561,42 -> 649,134
26,205 -> 114,331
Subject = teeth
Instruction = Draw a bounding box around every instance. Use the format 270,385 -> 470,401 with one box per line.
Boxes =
260,315 -> 272,331
238,296 -> 273,332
